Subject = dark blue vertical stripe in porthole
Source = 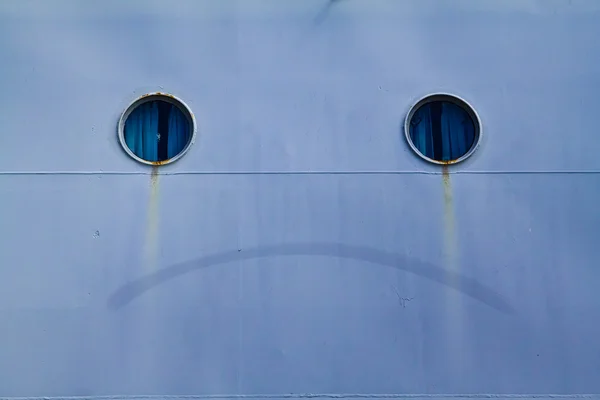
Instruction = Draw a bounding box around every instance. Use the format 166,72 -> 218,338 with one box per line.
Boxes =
124,100 -> 190,162
409,100 -> 476,162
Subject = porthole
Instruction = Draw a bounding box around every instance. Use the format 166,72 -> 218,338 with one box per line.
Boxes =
118,93 -> 196,165
404,94 -> 481,164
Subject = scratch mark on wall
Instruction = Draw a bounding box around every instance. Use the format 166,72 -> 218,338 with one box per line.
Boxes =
391,286 -> 414,308
106,242 -> 515,314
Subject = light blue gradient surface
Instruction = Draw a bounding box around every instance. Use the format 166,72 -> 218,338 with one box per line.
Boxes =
0,0 -> 599,397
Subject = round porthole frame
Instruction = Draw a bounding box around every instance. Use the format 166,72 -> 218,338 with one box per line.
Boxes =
118,92 -> 197,166
404,93 -> 482,165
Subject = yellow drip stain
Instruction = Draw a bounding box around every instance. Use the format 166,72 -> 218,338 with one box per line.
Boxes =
135,166 -> 161,371
441,165 -> 464,375
144,166 -> 161,272
442,166 -> 457,271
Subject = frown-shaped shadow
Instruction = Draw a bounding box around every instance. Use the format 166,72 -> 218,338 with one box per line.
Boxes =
107,242 -> 515,314
313,0 -> 348,25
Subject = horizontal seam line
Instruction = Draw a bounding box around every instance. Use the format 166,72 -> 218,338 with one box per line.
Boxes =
0,171 -> 599,176
2,395 -> 600,400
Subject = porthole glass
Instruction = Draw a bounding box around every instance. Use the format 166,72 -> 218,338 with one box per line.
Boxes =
405,94 -> 481,164
118,93 -> 196,165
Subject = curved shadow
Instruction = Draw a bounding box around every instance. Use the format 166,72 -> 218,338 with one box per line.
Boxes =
313,0 -> 346,25
107,242 -> 515,314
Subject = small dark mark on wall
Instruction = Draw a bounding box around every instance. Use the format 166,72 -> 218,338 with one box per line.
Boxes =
391,285 -> 414,308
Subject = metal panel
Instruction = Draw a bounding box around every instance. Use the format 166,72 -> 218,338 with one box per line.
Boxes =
0,0 -> 599,397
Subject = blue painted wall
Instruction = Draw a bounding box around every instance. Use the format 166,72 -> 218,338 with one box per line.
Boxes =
1,0 -> 599,397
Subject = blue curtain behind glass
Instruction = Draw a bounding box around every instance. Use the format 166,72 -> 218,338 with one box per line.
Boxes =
167,105 -> 190,159
124,102 -> 159,162
409,101 -> 475,161
124,101 -> 190,162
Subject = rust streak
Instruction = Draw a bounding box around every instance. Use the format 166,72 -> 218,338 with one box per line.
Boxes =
154,92 -> 175,98
439,159 -> 459,165
441,165 -> 454,249
441,164 -> 457,271
149,159 -> 170,166
138,92 -> 176,101
150,165 -> 159,186
144,166 -> 161,272
442,165 -> 452,202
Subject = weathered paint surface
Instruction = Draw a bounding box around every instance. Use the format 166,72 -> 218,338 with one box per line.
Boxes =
1,0 -> 600,397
